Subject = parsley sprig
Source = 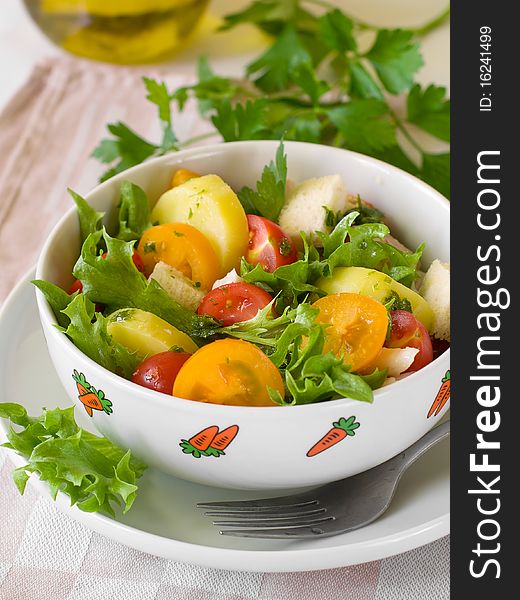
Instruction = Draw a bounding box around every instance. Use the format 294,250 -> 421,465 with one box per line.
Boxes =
92,1 -> 450,197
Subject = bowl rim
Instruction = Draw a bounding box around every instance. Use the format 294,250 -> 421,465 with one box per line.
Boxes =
35,140 -> 450,414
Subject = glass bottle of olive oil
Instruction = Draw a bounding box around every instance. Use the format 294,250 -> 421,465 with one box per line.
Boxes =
23,0 -> 209,64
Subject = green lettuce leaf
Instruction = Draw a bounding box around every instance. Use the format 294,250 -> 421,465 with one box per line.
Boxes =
61,294 -> 140,379
32,279 -> 75,328
116,181 -> 152,242
324,218 -> 424,287
221,303 -> 382,405
68,189 -> 104,244
0,403 -> 147,516
73,229 -> 218,340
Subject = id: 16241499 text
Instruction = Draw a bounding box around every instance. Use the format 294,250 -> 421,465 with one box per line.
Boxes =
480,26 -> 492,112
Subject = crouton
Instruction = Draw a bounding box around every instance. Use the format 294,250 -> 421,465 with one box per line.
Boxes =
419,259 -> 450,341
278,175 -> 347,243
149,262 -> 205,311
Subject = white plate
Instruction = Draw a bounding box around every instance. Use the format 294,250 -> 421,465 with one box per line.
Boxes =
0,272 -> 449,572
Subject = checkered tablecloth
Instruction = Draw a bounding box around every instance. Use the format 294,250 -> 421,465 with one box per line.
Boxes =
0,57 -> 449,600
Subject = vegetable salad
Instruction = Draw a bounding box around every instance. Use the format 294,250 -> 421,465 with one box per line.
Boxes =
36,143 -> 450,407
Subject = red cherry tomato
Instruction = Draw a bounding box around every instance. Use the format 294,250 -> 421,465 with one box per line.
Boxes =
131,251 -> 145,272
131,351 -> 192,394
246,215 -> 297,272
68,279 -> 83,295
386,310 -> 433,372
197,283 -> 272,325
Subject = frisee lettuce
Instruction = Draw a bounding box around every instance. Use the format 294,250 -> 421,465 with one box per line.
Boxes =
61,294 -> 141,379
220,303 -> 386,405
241,211 -> 424,311
322,217 -> 424,287
32,283 -> 141,379
116,180 -> 153,242
0,403 -> 147,516
68,188 -> 105,245
73,229 -> 218,341
32,279 -> 76,329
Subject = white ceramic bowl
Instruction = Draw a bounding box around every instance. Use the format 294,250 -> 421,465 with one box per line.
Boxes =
35,141 -> 450,490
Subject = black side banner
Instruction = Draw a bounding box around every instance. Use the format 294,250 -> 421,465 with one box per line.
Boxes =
451,3 -> 515,596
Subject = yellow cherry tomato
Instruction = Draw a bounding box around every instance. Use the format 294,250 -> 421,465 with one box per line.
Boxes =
137,223 -> 220,291
170,168 -> 200,188
173,339 -> 284,406
151,174 -> 249,276
317,266 -> 434,331
312,293 -> 388,373
107,308 -> 198,361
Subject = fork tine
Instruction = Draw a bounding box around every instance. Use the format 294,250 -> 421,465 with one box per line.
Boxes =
219,523 -> 332,539
204,507 -> 326,519
197,497 -> 316,511
212,515 -> 333,528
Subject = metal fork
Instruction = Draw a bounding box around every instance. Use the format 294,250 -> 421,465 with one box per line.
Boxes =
197,420 -> 449,539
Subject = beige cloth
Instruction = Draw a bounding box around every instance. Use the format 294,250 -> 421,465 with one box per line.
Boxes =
0,57 -> 209,300
0,57 -> 449,599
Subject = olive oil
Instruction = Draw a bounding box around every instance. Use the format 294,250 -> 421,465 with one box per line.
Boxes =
24,0 -> 209,64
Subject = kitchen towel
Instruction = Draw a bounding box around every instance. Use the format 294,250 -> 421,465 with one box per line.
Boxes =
0,57 -> 449,600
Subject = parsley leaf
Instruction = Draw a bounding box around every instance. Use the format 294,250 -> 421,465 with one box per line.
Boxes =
246,26 -> 313,92
349,61 -> 384,100
421,152 -> 450,199
407,83 -> 450,141
219,0 -> 298,31
191,56 -> 242,116
344,197 -> 386,224
92,78 -> 180,182
326,100 -> 396,154
237,140 -> 287,220
384,290 -> 413,312
90,2 -> 450,197
92,121 -> 159,183
319,9 -> 357,53
290,62 -> 330,104
366,29 -> 424,94
373,145 -> 421,176
143,77 -> 178,151
211,99 -> 268,141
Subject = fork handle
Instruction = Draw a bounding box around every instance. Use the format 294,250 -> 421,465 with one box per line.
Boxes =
398,420 -> 450,472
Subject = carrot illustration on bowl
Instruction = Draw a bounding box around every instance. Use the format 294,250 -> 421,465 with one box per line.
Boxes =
427,370 -> 450,418
180,424 -> 239,458
306,416 -> 360,458
72,370 -> 113,417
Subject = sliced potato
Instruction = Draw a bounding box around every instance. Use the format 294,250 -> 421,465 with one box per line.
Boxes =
107,308 -> 198,360
151,175 -> 249,277
317,266 -> 434,331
